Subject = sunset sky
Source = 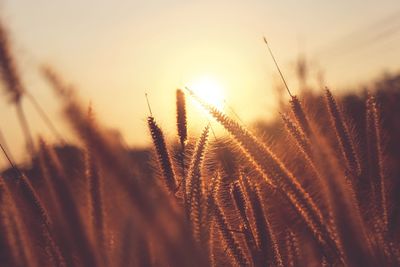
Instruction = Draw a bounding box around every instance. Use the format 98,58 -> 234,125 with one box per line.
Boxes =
0,0 -> 400,166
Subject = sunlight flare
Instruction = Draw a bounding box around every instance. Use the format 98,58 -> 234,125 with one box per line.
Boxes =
187,76 -> 225,110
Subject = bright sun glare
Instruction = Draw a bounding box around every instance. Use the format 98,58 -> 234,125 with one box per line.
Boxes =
187,76 -> 225,110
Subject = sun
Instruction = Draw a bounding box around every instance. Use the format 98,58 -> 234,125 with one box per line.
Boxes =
187,76 -> 225,110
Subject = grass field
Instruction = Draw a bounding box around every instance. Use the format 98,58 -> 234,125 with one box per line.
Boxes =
1,17 -> 400,267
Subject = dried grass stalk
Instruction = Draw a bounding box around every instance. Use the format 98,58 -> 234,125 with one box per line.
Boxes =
230,181 -> 258,263
213,196 -> 250,266
176,89 -> 188,148
0,178 -> 32,267
366,94 -> 387,231
176,89 -> 188,214
148,116 -> 177,194
0,21 -> 23,103
282,113 -> 312,156
39,140 -> 98,267
85,146 -> 107,260
17,173 -> 65,267
187,126 -> 209,242
290,96 -> 312,137
325,88 -> 361,176
248,180 -> 283,267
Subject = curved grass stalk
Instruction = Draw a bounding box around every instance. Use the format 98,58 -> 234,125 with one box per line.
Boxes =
187,88 -> 337,256
325,88 -> 361,176
187,126 -> 209,243
213,196 -> 250,266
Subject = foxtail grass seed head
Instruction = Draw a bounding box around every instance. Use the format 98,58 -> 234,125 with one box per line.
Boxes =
0,22 -> 23,103
148,116 -> 177,194
325,88 -> 361,176
176,89 -> 188,148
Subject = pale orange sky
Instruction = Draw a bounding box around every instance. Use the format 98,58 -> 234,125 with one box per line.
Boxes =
0,0 -> 400,167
